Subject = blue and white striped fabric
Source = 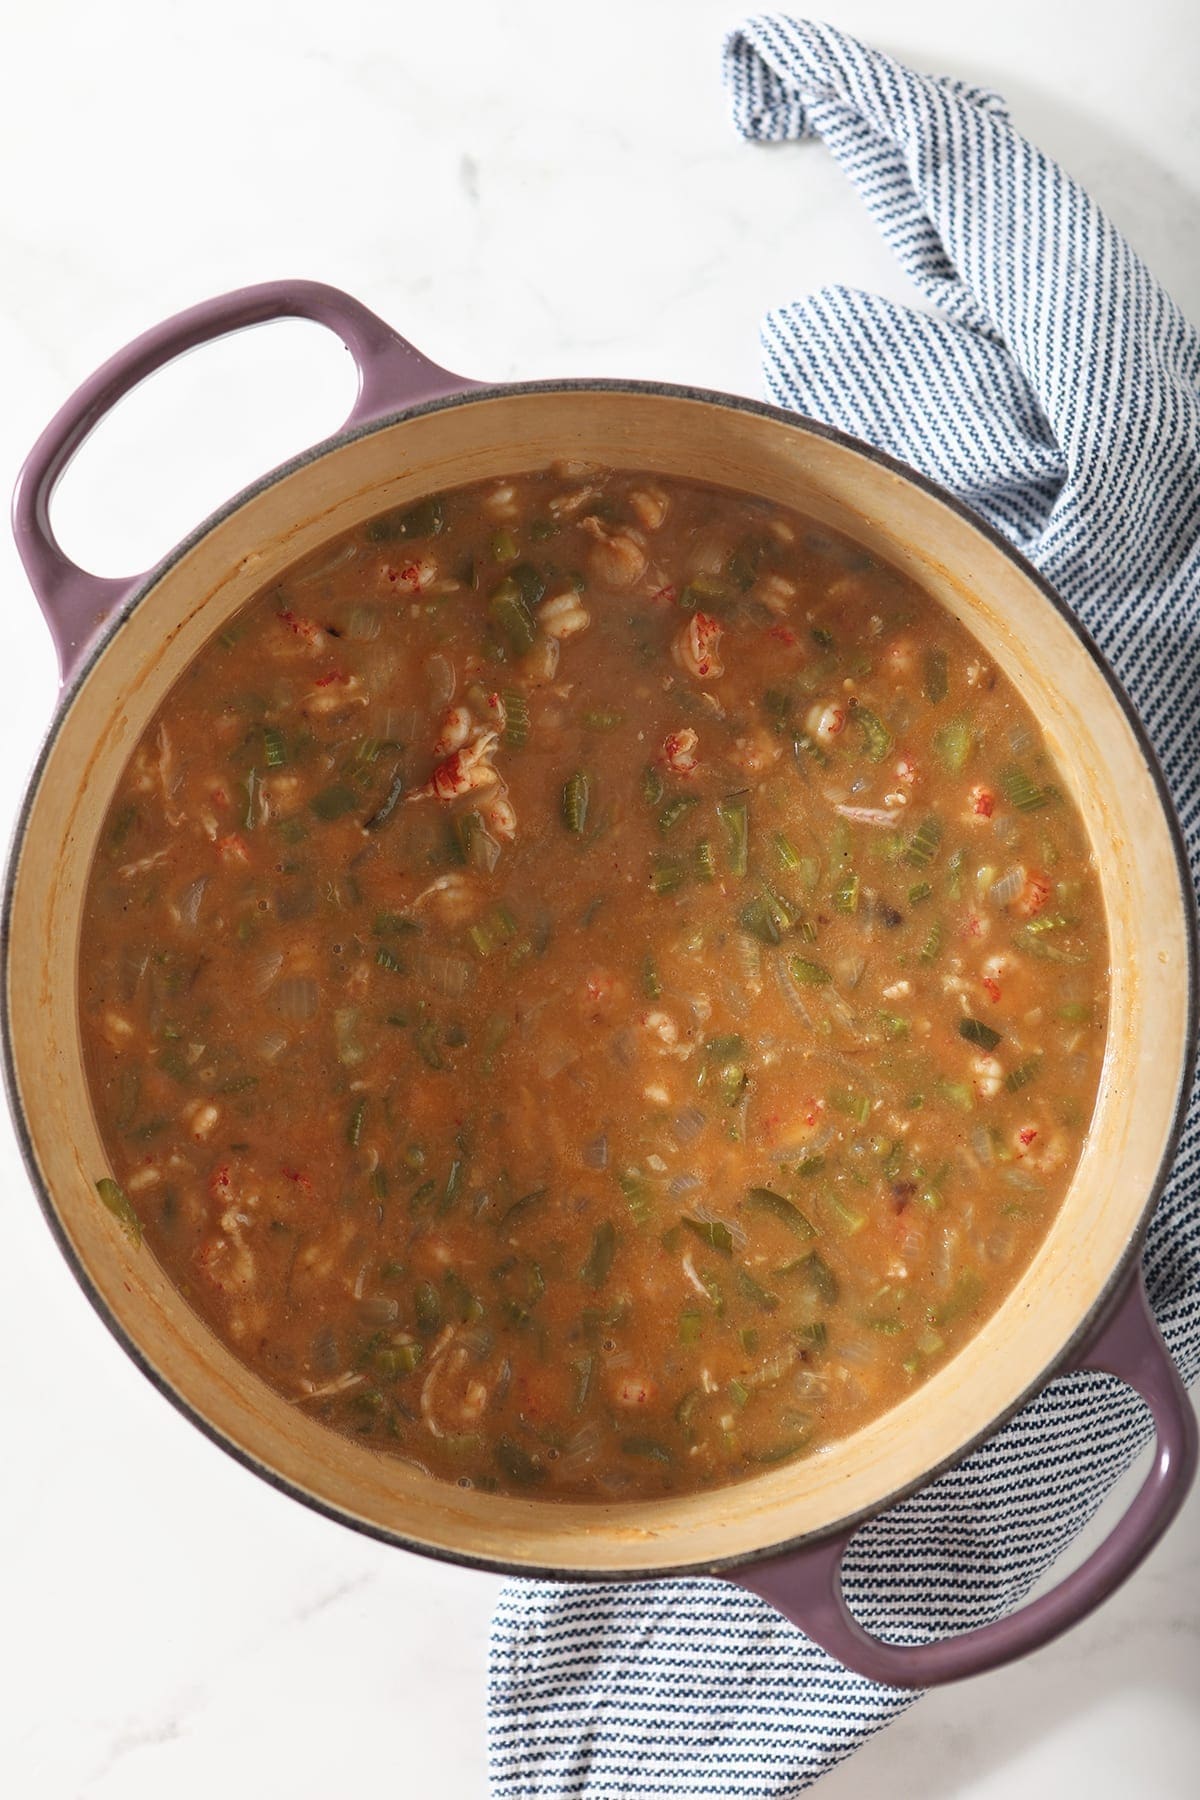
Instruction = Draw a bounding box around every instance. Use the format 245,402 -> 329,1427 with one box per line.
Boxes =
488,18 -> 1200,1796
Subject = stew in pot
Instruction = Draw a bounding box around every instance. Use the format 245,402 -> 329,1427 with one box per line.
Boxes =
79,465 -> 1107,1498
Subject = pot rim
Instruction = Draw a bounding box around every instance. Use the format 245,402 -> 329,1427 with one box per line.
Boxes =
5,375 -> 1197,1581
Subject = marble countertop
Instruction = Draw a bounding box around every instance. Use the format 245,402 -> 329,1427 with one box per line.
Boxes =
2,2 -> 1198,1794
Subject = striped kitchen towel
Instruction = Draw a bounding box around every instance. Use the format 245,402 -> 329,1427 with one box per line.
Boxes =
488,17 -> 1200,1797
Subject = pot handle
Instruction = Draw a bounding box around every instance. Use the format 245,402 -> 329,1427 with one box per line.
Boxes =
11,279 -> 479,681
727,1268 -> 1197,1687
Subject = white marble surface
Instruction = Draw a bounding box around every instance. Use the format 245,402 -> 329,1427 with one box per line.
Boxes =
2,2 -> 1199,1794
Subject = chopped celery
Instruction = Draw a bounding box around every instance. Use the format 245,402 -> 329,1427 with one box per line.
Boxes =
789,955 -> 832,987
1006,1055 -> 1043,1092
659,795 -> 699,834
622,1435 -> 673,1464
489,576 -> 536,652
96,1177 -> 141,1246
584,706 -> 625,731
501,688 -> 529,747
929,1269 -> 985,1327
923,647 -> 949,704
617,1168 -> 653,1225
581,1220 -> 618,1289
825,1192 -> 866,1234
797,1251 -> 839,1302
681,1215 -> 734,1254
853,705 -> 892,762
933,717 -> 972,772
905,815 -> 943,866
495,1437 -> 545,1486
1015,926 -> 1088,963
650,856 -> 686,894
1001,764 -> 1054,811
346,1097 -> 367,1147
717,794 -> 749,878
701,1271 -> 725,1316
833,871 -> 860,914
939,1079 -> 974,1112
739,893 -> 782,944
562,771 -> 590,834
366,495 -> 444,541
414,1280 -> 442,1333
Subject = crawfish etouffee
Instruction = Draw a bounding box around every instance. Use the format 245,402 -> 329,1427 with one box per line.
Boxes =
80,466 -> 1108,1500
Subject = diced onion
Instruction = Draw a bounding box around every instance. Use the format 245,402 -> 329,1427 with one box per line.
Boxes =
359,1296 -> 400,1327
734,933 -> 763,998
253,949 -> 285,995
672,1107 -> 706,1146
835,954 -> 866,990
691,1198 -> 746,1248
424,652 -> 456,711
824,994 -> 862,1038
309,1326 -> 339,1374
556,1423 -> 603,1481
467,823 -> 502,874
272,976 -> 319,1020
581,1135 -> 609,1170
382,704 -> 420,742
933,1222 -> 960,1291
773,955 -> 813,1026
292,539 -> 360,586
335,1008 -> 366,1066
413,952 -> 473,999
347,605 -> 382,641
987,864 -> 1026,908
669,1171 -> 702,1197
986,1228 -> 1016,1264
539,1037 -> 581,1081
175,876 -> 208,928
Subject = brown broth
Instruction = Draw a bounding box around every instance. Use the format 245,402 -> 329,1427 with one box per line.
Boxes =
79,467 -> 1108,1500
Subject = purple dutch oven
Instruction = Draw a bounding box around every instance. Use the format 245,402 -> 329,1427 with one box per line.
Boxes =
4,281 -> 1196,1686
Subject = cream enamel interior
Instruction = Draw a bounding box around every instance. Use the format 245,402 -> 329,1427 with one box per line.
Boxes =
6,389 -> 1192,1573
